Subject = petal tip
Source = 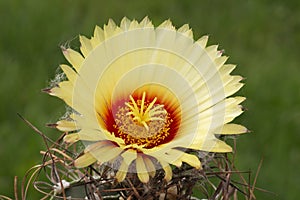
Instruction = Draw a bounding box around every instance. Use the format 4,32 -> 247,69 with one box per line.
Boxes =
46,123 -> 57,128
42,87 -> 53,94
63,133 -> 80,144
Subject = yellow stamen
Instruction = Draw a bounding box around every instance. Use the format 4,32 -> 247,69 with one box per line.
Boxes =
113,96 -> 172,148
125,92 -> 166,131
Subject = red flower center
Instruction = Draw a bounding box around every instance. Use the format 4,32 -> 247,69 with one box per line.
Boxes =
101,85 -> 181,149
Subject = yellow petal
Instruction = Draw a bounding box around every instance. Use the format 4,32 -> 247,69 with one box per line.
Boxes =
92,145 -> 123,162
76,129 -> 105,141
189,138 -> 232,152
219,64 -> 236,76
85,141 -> 123,163
74,152 -> 97,168
206,45 -> 219,58
91,25 -> 104,47
196,35 -> 208,48
63,133 -> 79,143
116,160 -> 129,182
225,81 -> 244,97
163,149 -> 201,169
206,139 -> 233,152
60,64 -> 76,83
62,48 -> 84,72
49,81 -> 73,106
139,16 -> 153,28
79,35 -> 93,57
144,148 -> 182,167
225,97 -> 245,123
121,149 -> 137,165
178,24 -> 193,38
158,19 -> 174,30
104,19 -> 120,39
143,156 -> 156,177
215,56 -> 228,69
235,96 -> 246,104
178,24 -> 190,33
103,130 -> 126,146
225,97 -> 245,109
179,152 -> 201,169
120,17 -> 131,30
129,19 -> 139,30
136,154 -> 149,183
218,124 -> 249,135
115,149 -> 137,182
56,120 -> 78,132
84,140 -> 108,152
210,140 -> 232,152
159,160 -> 172,182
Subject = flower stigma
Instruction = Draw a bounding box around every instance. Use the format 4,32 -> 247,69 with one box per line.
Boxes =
125,92 -> 166,131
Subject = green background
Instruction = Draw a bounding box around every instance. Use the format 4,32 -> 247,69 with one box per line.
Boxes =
1,0 -> 299,199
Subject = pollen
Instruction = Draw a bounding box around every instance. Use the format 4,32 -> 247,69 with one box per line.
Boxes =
113,92 -> 173,148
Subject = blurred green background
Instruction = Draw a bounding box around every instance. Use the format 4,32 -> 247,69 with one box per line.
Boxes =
0,0 -> 299,199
